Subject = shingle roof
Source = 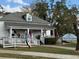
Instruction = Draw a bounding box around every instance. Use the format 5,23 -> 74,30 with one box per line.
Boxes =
0,12 -> 49,25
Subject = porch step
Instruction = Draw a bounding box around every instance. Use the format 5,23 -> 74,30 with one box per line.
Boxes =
3,44 -> 13,48
13,43 -> 28,47
3,43 -> 28,48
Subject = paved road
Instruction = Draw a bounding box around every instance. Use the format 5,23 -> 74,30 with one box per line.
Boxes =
0,49 -> 79,59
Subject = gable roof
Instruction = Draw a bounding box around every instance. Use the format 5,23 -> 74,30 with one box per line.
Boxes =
0,12 -> 49,25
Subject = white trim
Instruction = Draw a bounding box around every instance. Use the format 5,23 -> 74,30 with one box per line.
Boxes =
8,26 -> 43,30
52,29 -> 55,38
40,29 -> 44,44
5,21 -> 49,26
9,26 -> 12,38
27,28 -> 30,35
8,26 -> 54,30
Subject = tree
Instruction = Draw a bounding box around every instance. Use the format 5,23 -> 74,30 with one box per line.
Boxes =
0,5 -> 4,13
52,1 -> 79,50
52,1 -> 74,36
21,6 -> 33,14
49,0 -> 54,9
32,2 -> 48,20
21,0 -> 79,50
71,6 -> 79,51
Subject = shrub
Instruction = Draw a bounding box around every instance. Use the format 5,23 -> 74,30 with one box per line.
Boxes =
35,35 -> 40,40
0,44 -> 3,48
45,38 -> 57,45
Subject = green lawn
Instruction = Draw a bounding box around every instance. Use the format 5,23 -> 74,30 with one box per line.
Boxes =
1,46 -> 79,55
0,53 -> 55,59
62,43 -> 76,48
56,43 -> 76,48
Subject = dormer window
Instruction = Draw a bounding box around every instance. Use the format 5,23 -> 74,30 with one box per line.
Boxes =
0,16 -> 3,19
26,13 -> 32,21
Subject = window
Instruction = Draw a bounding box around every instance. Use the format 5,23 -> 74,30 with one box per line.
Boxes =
51,30 -> 53,36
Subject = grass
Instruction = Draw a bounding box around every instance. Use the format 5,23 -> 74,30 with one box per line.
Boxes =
62,43 -> 76,48
1,46 -> 79,55
56,43 -> 76,48
0,53 -> 55,59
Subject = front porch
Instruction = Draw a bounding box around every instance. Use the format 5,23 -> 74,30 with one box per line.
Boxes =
0,26 -> 55,48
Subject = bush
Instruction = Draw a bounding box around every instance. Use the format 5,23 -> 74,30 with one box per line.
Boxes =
35,35 -> 40,40
45,38 -> 57,45
0,44 -> 3,48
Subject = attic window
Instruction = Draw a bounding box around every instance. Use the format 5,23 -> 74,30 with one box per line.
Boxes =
26,13 -> 32,21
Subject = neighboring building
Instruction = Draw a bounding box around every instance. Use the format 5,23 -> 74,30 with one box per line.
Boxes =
0,12 -> 55,48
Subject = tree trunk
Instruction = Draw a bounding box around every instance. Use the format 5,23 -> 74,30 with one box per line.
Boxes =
76,35 -> 79,51
73,23 -> 79,51
76,42 -> 79,51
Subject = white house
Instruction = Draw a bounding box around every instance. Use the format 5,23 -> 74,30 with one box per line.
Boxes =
0,12 -> 55,48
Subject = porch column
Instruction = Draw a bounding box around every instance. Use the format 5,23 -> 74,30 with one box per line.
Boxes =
40,29 -> 44,44
27,28 -> 30,35
27,28 -> 30,41
53,29 -> 55,38
10,27 -> 13,38
27,28 -> 31,45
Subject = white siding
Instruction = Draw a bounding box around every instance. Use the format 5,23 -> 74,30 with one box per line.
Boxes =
46,30 -> 51,36
46,30 -> 55,38
0,21 -> 8,38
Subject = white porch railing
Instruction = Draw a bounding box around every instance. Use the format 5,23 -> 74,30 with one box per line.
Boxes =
2,37 -> 27,48
0,37 -> 40,48
32,37 -> 40,45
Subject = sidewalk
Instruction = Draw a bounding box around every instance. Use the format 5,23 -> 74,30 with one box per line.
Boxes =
0,57 -> 16,59
0,49 -> 79,59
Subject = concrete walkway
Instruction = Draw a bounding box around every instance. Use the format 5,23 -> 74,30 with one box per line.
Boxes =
0,49 -> 79,59
0,57 -> 16,59
42,45 -> 75,50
